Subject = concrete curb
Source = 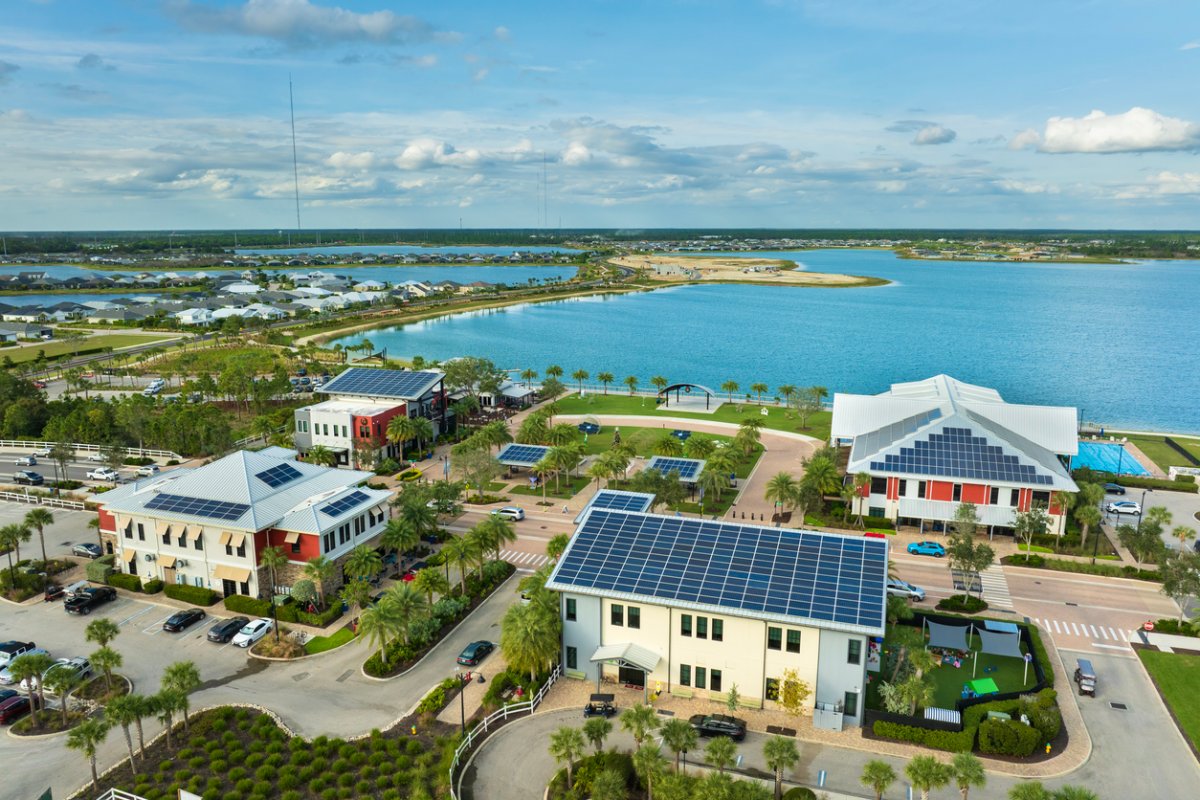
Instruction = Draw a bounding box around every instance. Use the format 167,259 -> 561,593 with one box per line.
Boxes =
7,674 -> 134,741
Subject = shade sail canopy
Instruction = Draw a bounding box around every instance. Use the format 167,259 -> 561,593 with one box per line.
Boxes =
927,620 -> 972,651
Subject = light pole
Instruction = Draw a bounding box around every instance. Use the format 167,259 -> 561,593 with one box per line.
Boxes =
454,666 -> 466,734
1136,489 -> 1149,533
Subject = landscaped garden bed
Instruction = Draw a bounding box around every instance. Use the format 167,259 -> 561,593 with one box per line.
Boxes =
1000,554 -> 1159,582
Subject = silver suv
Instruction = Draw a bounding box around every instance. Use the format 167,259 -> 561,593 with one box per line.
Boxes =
886,578 -> 926,601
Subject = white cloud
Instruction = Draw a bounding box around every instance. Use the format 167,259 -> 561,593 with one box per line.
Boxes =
875,180 -> 906,193
1031,107 -> 1200,153
473,67 -> 489,81
494,26 -> 511,41
562,141 -> 591,165
0,61 -> 19,85
1114,171 -> 1200,199
1182,41 -> 1199,51
76,53 -> 115,71
995,179 -> 1058,195
326,150 -> 376,170
394,138 -> 482,169
1009,128 -> 1041,150
912,125 -> 956,145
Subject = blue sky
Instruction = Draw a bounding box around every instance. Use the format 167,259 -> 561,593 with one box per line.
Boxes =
2,0 -> 1199,231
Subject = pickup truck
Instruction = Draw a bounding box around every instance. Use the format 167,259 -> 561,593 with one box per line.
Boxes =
64,587 -> 118,615
86,467 -> 119,482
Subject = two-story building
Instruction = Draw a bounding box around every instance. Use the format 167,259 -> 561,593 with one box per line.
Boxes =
293,367 -> 450,468
546,508 -> 887,728
831,375 -> 1078,536
95,448 -> 391,599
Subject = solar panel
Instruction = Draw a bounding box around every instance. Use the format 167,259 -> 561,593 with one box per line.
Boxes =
587,490 -> 655,513
497,443 -> 550,466
254,462 -> 302,489
552,510 -> 886,630
869,424 -> 1050,484
145,493 -> 250,522
320,490 -> 370,517
320,368 -> 439,399
645,456 -> 704,481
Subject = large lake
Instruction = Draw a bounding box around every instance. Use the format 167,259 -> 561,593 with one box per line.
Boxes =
331,249 -> 1200,433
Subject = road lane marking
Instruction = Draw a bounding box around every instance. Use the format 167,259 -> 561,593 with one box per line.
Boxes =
1099,627 -> 1109,640
1094,643 -> 1131,651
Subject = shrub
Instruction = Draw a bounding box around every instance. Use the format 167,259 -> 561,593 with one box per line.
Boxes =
416,686 -> 447,715
234,779 -> 254,794
227,767 -> 247,782
783,790 -> 819,800
107,572 -> 143,592
143,578 -> 164,594
977,718 -> 1040,756
572,752 -> 636,797
297,604 -> 343,627
872,721 -> 976,752
1151,618 -> 1199,637
253,765 -> 276,782
165,583 -> 219,606
375,458 -> 401,476
998,555 -> 1159,583
85,555 -> 115,583
936,594 -> 988,613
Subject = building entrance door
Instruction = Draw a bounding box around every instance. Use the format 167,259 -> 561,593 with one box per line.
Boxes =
618,665 -> 645,688
162,567 -> 176,585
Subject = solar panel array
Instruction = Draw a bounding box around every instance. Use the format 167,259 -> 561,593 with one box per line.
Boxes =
497,443 -> 550,465
645,456 -> 704,481
587,490 -> 655,513
254,462 -> 303,489
870,426 -> 1053,485
320,490 -> 370,517
145,493 -> 251,522
553,510 -> 886,629
321,368 -> 439,399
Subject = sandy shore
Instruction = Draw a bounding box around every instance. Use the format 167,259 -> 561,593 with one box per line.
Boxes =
610,254 -> 883,286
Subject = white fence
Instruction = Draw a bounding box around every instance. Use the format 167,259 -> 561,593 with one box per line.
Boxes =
93,790 -> 149,800
449,664 -> 562,800
0,439 -> 181,461
0,491 -> 86,510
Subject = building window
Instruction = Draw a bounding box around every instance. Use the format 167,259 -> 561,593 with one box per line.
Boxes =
712,619 -> 723,642
137,523 -> 145,541
844,691 -> 859,717
989,487 -> 1000,505
225,543 -> 233,556
870,476 -> 887,495
898,479 -> 907,497
767,626 -> 782,650
1032,490 -> 1050,507
323,531 -> 335,551
193,576 -> 203,588
786,630 -> 802,653
765,678 -> 780,701
679,664 -> 691,687
627,606 -> 640,630
953,483 -> 963,502
681,614 -> 693,637
710,669 -> 722,693
161,529 -> 170,545
176,533 -> 185,547
848,639 -> 862,665
236,542 -> 246,558
1010,489 -> 1020,507
565,598 -> 577,622
239,581 -> 250,596
695,667 -> 707,690
123,524 -> 132,539
611,604 -> 624,627
697,616 -> 708,639
566,646 -> 577,670
918,481 -> 927,499
193,533 -> 202,551
291,541 -> 301,555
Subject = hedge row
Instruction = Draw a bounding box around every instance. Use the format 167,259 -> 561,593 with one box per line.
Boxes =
164,583 -> 219,606
222,594 -> 344,627
872,720 -> 976,752
107,573 -> 143,592
1000,554 -> 1160,583
935,594 -> 988,613
1074,468 -> 1198,493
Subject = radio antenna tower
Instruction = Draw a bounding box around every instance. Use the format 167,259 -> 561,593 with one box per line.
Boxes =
289,76 -> 302,230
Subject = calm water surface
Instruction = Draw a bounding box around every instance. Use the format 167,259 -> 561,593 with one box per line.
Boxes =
332,250 -> 1200,432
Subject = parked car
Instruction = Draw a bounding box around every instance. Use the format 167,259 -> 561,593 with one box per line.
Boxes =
0,649 -> 50,685
231,618 -> 274,648
136,464 -> 160,477
14,455 -> 37,466
492,506 -> 525,522
0,696 -> 34,725
71,543 -> 103,559
43,584 -> 65,602
583,693 -> 617,718
32,446 -> 52,456
0,688 -> 17,703
1105,501 -> 1141,516
40,657 -> 92,693
86,467 -> 120,482
886,578 -> 926,601
1103,483 -> 1126,495
32,381 -> 47,390
906,541 -> 946,558
163,608 -> 207,633
0,641 -> 37,669
13,471 -> 44,486
84,452 -> 105,462
688,713 -> 747,741
400,561 -> 428,583
456,641 -> 494,666
208,616 -> 251,644
64,586 -> 117,615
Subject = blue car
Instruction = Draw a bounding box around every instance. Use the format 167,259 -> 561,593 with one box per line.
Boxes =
907,541 -> 946,558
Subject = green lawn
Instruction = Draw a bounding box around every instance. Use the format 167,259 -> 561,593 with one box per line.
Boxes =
1137,649 -> 1200,751
304,625 -> 356,654
553,393 -> 832,442
2,332 -> 180,364
1109,432 -> 1200,472
510,475 -> 592,499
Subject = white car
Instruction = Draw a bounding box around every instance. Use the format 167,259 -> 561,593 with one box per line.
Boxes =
886,578 -> 926,602
23,657 -> 91,693
84,452 -> 105,462
493,506 -> 525,522
1105,501 -> 1141,516
0,648 -> 50,684
86,467 -> 119,482
33,447 -> 51,457
231,618 -> 274,648
136,464 -> 160,477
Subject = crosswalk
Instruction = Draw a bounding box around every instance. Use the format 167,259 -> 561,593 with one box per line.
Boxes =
499,549 -> 551,571
1029,616 -> 1132,645
978,564 -> 1014,610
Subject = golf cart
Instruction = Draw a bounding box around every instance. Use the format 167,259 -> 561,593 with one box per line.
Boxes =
584,693 -> 617,718
1074,658 -> 1096,697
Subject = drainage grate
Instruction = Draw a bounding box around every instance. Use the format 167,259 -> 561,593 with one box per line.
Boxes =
1065,602 -> 1078,606
1109,702 -> 1127,710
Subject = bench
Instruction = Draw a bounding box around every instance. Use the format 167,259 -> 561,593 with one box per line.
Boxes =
766,725 -> 797,737
565,669 -> 587,680
670,688 -> 694,699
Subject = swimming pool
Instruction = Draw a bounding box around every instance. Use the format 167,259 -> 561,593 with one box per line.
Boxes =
1074,442 -> 1150,476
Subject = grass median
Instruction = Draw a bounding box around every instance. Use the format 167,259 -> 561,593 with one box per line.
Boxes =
1137,648 -> 1200,752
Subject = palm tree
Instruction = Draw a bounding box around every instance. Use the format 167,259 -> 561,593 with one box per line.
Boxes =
546,533 -> 570,562
305,444 -> 337,467
545,364 -> 564,380
24,507 -> 54,567
653,434 -> 684,457
533,457 -> 555,502
105,694 -> 142,775
384,582 -> 428,645
302,555 -> 335,610
590,768 -> 628,800
162,661 -> 201,730
763,736 -> 800,800
1073,481 -> 1106,549
720,380 -> 740,403
1,522 -> 32,570
765,472 -> 799,517
153,688 -> 185,749
704,735 -> 737,775
381,517 -> 420,562
0,525 -> 22,586
1008,783 -> 1051,800
660,717 -> 699,773
583,716 -> 613,754
67,717 -> 110,793
518,411 -> 551,444
750,382 -> 769,404
1172,525 -> 1196,550
683,435 -> 717,460
90,645 -> 122,692
442,536 -> 474,595
620,703 -> 659,746
951,752 -> 986,800
358,600 -> 401,667
548,726 -> 587,790
572,369 -> 590,393
85,617 -> 121,648
520,368 -> 538,388
7,653 -> 52,729
860,759 -> 897,800
345,544 -> 383,584
586,458 -> 611,492
476,514 -> 517,561
259,545 -> 289,642
410,416 -> 435,458
123,692 -> 152,759
387,415 -> 418,462
650,375 -> 669,397
697,467 -> 727,510
1051,788 -> 1099,800
802,454 -> 840,496
597,371 -> 614,395
500,601 -> 559,682
624,375 -> 639,395
905,755 -> 951,800
778,384 -> 797,408
632,743 -> 667,800
412,568 -> 450,606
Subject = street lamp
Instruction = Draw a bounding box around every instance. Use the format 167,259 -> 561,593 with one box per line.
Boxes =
454,666 -> 467,734
1136,489 -> 1149,533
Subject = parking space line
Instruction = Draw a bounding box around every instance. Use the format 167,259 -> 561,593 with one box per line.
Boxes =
118,606 -> 155,626
143,614 -> 173,635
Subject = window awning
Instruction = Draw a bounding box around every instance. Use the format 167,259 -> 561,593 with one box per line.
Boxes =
155,520 -> 171,536
158,555 -> 176,568
212,565 -> 252,583
218,531 -> 232,546
178,527 -> 190,544
230,532 -> 247,549
590,643 -> 661,674
122,549 -> 136,563
283,531 -> 300,544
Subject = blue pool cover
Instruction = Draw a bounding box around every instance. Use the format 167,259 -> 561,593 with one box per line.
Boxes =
1074,442 -> 1149,476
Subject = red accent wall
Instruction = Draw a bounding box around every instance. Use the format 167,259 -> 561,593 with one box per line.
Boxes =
857,481 -> 870,498
98,508 -> 115,533
1049,492 -> 1066,515
961,483 -> 988,504
267,528 -> 322,561
354,403 -> 405,441
250,529 -> 269,563
886,477 -> 899,501
1018,488 -> 1032,512
928,481 -> 954,502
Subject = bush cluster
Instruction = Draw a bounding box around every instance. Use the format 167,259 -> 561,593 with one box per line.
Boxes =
85,555 -> 115,583
1074,468 -> 1198,493
999,554 -> 1160,583
935,594 -> 988,613
107,572 -> 144,592
1150,618 -> 1198,637
977,717 -> 1041,756
142,579 -> 164,594
872,720 -> 976,752
164,583 -> 219,606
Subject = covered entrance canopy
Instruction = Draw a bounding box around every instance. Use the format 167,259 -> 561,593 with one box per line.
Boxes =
656,383 -> 717,412
591,642 -> 661,697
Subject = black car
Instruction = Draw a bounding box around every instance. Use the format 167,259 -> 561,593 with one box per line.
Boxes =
64,586 -> 118,615
207,616 -> 250,643
456,640 -> 494,666
1103,483 -> 1126,495
13,471 -> 44,486
44,584 -> 65,602
72,543 -> 103,559
688,713 -> 747,741
163,608 -> 206,632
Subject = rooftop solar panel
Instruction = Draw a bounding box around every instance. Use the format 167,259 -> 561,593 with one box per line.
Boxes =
320,368 -> 440,399
145,493 -> 251,522
645,456 -> 705,481
497,443 -> 551,466
320,490 -> 370,517
254,462 -> 302,489
550,510 -> 886,631
587,490 -> 655,513
869,424 -> 1050,484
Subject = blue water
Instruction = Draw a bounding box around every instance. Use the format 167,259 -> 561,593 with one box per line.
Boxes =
0,264 -> 576,286
1074,442 -> 1150,476
233,245 -> 577,256
0,292 -> 172,308
331,249 -> 1200,432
